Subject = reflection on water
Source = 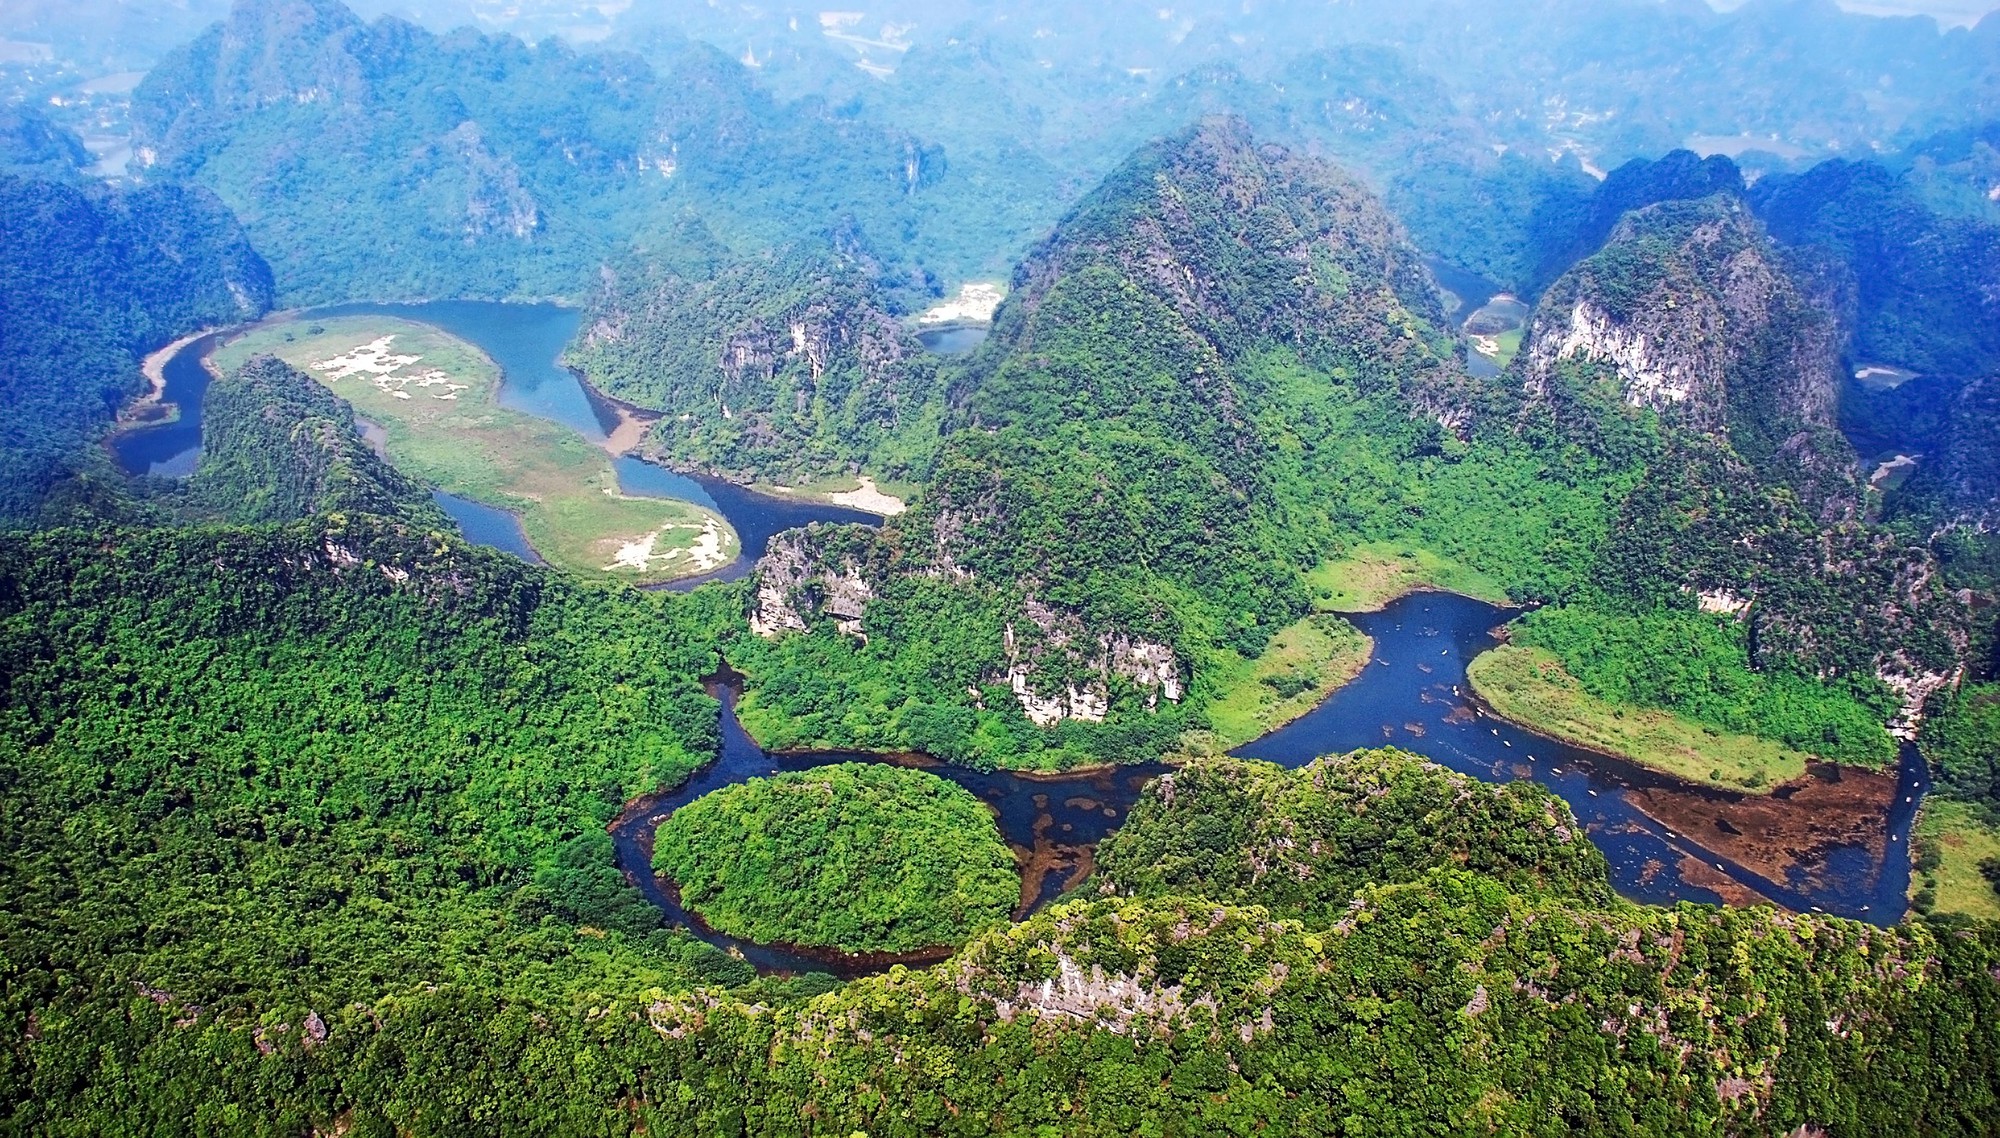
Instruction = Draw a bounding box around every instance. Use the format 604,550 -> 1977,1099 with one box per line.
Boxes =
916,325 -> 989,356
119,301 -> 879,576
1236,592 -> 1923,924
109,332 -> 218,477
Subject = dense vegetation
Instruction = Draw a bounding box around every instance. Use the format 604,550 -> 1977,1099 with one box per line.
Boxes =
0,170 -> 270,523
1924,684 -> 2000,814
728,123 -> 1953,777
1514,608 -> 1898,768
184,354 -> 448,526
567,251 -> 946,486
126,0 -> 980,305
653,763 -> 1017,954
1096,751 -> 1614,917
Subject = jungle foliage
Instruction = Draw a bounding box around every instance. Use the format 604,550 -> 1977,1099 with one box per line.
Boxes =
1514,607 -> 1899,768
0,170 -> 271,523
1096,751 -> 1615,918
183,354 -> 449,527
652,763 -> 1018,953
0,518 -> 764,1132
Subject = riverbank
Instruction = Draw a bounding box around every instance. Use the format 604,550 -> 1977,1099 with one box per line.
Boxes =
115,328 -> 216,432
212,314 -> 737,586
763,474 -> 910,517
1466,644 -> 1812,792
1306,544 -> 1510,613
1911,799 -> 2000,921
1204,612 -> 1374,749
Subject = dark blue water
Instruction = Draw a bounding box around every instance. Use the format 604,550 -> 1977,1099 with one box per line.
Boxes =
1236,592 -> 1924,925
917,326 -> 989,356
431,491 -> 542,563
610,677 -> 1169,976
108,333 -> 219,476
616,592 -> 1923,977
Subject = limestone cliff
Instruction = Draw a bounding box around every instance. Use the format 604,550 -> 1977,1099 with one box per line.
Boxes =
1522,195 -> 1854,512
1523,196 -> 1970,727
569,255 -> 942,485
746,526 -> 1184,729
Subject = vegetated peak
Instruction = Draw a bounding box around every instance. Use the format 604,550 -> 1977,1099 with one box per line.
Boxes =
1523,192 -> 1854,501
980,115 -> 1466,423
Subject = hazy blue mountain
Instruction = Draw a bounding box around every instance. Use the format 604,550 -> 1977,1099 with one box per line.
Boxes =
0,171 -> 272,522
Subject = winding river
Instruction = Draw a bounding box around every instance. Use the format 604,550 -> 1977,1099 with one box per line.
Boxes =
112,302 -> 1926,977
108,301 -> 881,583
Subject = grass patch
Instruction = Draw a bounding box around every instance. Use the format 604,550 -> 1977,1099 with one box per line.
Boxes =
1306,542 -> 1509,613
1466,645 -> 1811,792
1203,613 -> 1373,748
1912,799 -> 2000,922
215,316 -> 735,584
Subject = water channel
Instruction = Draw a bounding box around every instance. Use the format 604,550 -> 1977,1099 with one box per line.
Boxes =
112,302 -> 1924,978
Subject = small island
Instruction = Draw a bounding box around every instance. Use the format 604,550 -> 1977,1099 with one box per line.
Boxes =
652,763 -> 1019,954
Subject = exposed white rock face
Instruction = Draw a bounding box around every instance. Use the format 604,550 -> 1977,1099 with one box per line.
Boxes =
1697,589 -> 1752,617
1877,652 -> 1962,740
747,530 -> 874,639
1000,603 -> 1184,727
1520,204 -> 1843,450
1546,299 -> 1704,412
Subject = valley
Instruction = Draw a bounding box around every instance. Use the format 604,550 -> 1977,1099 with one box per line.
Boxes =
212,314 -> 737,584
5,0 -> 2000,1132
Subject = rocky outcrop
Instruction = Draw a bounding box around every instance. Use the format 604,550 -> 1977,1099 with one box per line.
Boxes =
442,122 -> 539,240
568,256 -> 942,485
1522,196 -> 1850,498
748,526 -> 881,640
1000,601 -> 1185,727
745,526 -> 1184,728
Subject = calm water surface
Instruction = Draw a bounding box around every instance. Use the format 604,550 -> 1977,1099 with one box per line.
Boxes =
113,301 -> 878,575
113,306 -> 1922,976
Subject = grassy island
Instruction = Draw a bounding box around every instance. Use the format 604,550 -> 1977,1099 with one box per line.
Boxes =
1467,645 -> 1813,791
213,315 -> 735,584
652,763 -> 1018,953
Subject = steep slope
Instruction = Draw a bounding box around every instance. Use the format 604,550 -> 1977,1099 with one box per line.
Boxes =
0,171 -> 273,523
1516,195 -> 1968,739
185,354 -> 449,526
1753,156 -> 2000,380
1522,195 -> 1850,497
728,119 -> 1609,768
565,251 -> 943,485
128,0 -> 955,303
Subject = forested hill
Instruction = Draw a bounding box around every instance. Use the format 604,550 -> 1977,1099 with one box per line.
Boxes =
728,119 -> 1558,768
728,118 -> 1969,774
565,250 -> 944,486
1513,193 -> 1966,747
183,355 -> 449,527
0,171 -> 272,525
126,0 -> 968,304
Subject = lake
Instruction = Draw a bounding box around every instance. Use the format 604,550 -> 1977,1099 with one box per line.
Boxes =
113,301 -> 880,580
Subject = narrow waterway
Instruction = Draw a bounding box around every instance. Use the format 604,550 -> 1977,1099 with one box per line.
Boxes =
615,592 -> 1923,977
608,676 -> 1170,976
108,301 -> 881,579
